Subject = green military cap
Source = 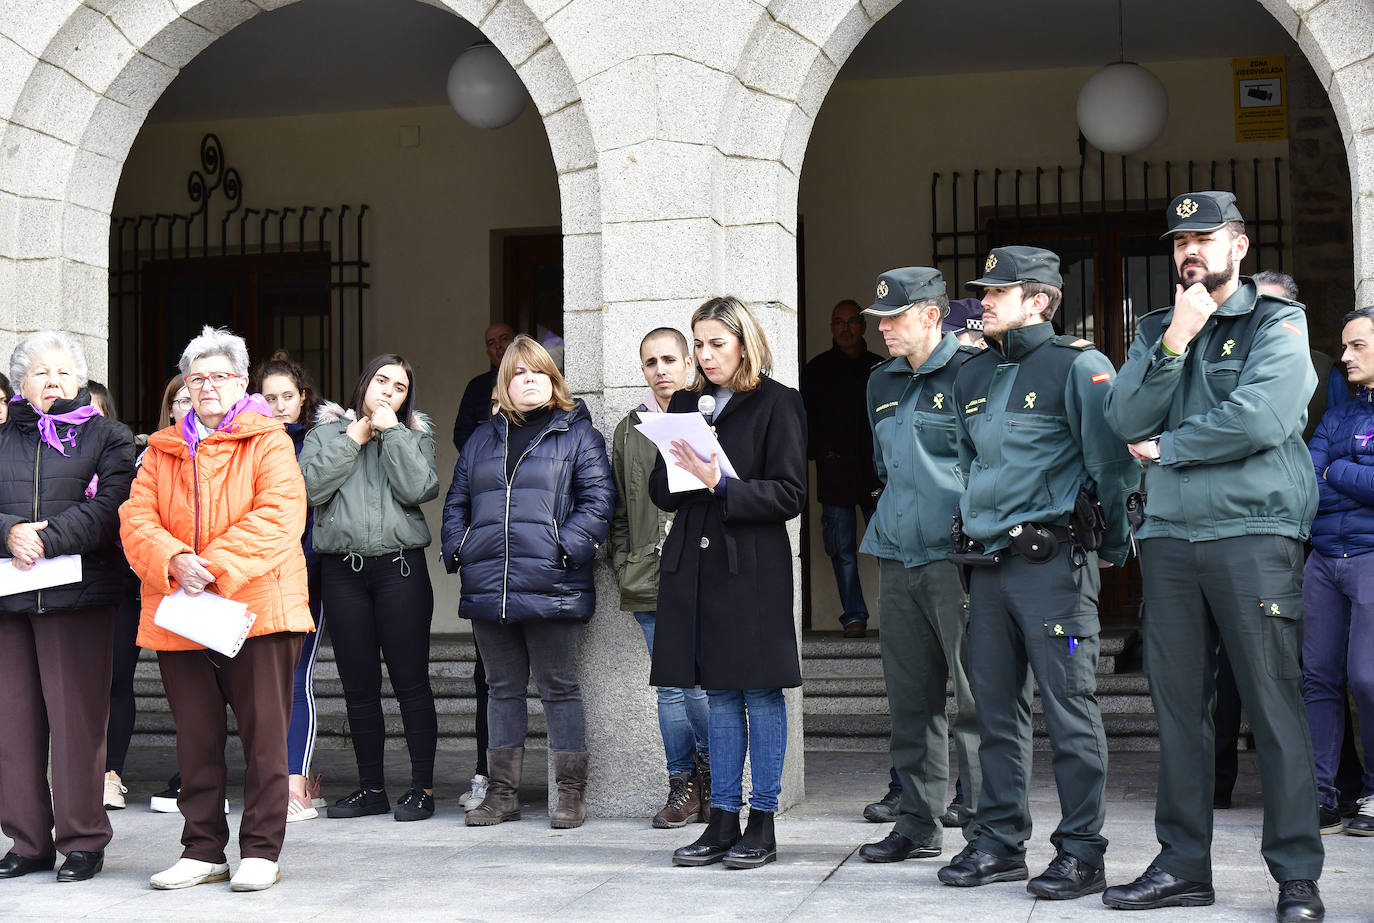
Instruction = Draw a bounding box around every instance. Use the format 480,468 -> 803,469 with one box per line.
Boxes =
1161,190 -> 1245,239
864,267 -> 947,317
964,246 -> 1063,291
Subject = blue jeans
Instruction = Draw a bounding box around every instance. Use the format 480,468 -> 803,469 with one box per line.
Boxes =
1302,551 -> 1374,806
287,564 -> 324,776
634,612 -> 709,774
821,503 -> 874,626
707,688 -> 786,813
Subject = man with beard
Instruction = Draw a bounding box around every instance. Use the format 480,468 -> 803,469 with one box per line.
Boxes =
1101,192 -> 1324,922
937,247 -> 1138,900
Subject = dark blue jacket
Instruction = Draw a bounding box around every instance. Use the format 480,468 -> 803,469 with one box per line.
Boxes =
1309,387 -> 1374,558
441,399 -> 613,623
285,420 -> 319,568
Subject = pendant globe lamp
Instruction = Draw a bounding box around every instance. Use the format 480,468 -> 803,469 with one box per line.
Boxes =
446,42 -> 528,130
1075,1 -> 1168,154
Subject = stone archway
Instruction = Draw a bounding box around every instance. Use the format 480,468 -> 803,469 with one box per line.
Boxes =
0,0 -> 600,380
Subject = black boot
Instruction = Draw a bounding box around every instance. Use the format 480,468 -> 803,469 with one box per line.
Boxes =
672,808 -> 740,867
723,810 -> 776,869
693,752 -> 712,824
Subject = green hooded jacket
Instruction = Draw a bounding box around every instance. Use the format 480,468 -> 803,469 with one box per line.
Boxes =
609,405 -> 673,611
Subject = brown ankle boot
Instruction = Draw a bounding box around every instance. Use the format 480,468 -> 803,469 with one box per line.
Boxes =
549,750 -> 589,829
653,773 -> 701,828
466,747 -> 523,827
694,753 -> 712,823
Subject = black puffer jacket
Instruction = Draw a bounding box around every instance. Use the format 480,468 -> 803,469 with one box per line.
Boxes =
441,399 -> 614,623
0,390 -> 136,613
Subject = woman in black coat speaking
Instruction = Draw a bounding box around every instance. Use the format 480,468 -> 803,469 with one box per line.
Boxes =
650,296 -> 807,870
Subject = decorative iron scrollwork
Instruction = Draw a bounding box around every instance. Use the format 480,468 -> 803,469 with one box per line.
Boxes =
186,133 -> 243,218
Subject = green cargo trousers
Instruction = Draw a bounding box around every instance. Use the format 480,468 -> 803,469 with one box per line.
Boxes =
968,543 -> 1109,867
1139,534 -> 1323,884
877,557 -> 980,846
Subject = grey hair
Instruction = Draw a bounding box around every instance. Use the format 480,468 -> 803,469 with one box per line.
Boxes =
10,330 -> 88,388
1253,270 -> 1299,301
178,325 -> 250,378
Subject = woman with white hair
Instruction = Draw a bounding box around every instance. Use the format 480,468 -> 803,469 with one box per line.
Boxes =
0,331 -> 135,882
120,326 -> 311,892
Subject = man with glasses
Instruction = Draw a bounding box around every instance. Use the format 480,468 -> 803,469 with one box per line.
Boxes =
800,300 -> 884,639
453,322 -> 516,453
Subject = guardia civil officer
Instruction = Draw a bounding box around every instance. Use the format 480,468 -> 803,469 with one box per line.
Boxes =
936,247 -> 1139,900
1101,192 -> 1325,922
856,268 -> 981,863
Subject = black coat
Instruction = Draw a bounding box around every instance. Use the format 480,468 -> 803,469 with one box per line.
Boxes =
441,399 -> 614,624
800,343 -> 884,506
0,391 -> 135,613
649,375 -> 807,690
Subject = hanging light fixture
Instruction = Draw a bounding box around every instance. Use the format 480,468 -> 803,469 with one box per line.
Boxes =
1075,0 -> 1168,154
446,42 -> 528,130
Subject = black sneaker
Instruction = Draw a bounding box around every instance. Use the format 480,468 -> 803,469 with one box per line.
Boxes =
1318,803 -> 1345,835
150,773 -> 181,813
940,793 -> 964,828
327,788 -> 390,818
394,789 -> 435,822
1345,795 -> 1374,836
863,789 -> 901,823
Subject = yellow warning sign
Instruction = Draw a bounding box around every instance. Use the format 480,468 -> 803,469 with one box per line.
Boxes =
1233,56 -> 1287,142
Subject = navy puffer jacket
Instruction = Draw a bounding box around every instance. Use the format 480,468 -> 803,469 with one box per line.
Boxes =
441,399 -> 614,623
1309,387 -> 1374,558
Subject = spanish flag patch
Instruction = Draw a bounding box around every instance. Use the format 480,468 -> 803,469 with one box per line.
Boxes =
1091,372 -> 1111,383
1282,321 -> 1303,336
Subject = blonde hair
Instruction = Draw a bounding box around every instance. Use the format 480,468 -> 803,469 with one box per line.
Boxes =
689,296 -> 772,392
496,334 -> 576,423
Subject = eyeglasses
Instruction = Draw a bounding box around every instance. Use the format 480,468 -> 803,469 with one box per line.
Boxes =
170,397 -> 193,410
184,372 -> 243,391
830,318 -> 865,328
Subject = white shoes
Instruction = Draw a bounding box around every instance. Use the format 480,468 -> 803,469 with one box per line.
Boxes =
150,858 -> 230,890
461,774 -> 490,812
103,771 -> 127,810
229,858 -> 280,892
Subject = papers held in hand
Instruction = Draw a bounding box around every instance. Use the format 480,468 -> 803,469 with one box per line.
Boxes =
0,554 -> 82,596
154,588 -> 258,658
633,411 -> 740,493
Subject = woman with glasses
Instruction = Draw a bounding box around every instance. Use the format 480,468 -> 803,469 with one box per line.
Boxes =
300,354 -> 440,822
121,326 -> 311,892
441,335 -> 613,829
0,332 -> 135,883
651,297 -> 807,870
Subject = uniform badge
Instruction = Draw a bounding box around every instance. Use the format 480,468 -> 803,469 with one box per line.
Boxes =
1023,392 -> 1037,409
1053,624 -> 1064,635
1221,339 -> 1235,356
876,280 -> 889,299
984,253 -> 997,273
1176,197 -> 1199,219
1091,372 -> 1111,384
1270,603 -> 1281,616
932,392 -> 945,410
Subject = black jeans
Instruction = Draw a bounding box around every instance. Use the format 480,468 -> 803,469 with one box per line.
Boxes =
322,549 -> 437,791
105,573 -> 142,774
471,618 -> 584,752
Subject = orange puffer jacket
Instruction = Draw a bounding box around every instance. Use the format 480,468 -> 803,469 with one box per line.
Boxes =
119,410 -> 312,651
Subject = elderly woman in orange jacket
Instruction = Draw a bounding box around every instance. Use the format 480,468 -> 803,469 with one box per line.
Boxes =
120,326 -> 311,894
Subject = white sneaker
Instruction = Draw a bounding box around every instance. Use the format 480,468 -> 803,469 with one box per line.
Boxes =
229,858 -> 280,892
103,771 -> 127,810
461,774 -> 490,812
150,858 -> 230,890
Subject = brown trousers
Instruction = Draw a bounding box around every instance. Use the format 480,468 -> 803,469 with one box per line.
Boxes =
158,631 -> 303,863
0,606 -> 116,858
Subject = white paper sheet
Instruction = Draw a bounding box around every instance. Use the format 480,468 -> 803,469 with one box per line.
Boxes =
633,411 -> 740,494
154,588 -> 257,658
0,554 -> 82,596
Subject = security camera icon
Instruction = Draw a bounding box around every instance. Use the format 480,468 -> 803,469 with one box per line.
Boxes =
1246,86 -> 1274,102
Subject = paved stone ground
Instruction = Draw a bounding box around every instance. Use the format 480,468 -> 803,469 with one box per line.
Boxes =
0,745 -> 1369,921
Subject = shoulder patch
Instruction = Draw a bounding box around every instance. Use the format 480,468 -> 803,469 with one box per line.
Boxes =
1053,335 -> 1095,351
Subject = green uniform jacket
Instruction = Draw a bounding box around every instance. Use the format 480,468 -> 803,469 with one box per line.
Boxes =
861,333 -> 977,567
299,401 -> 440,555
1102,278 -> 1318,542
609,405 -> 673,611
953,322 -> 1140,566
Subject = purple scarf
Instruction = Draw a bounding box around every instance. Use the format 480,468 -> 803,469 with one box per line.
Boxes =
16,395 -> 102,456
181,393 -> 274,455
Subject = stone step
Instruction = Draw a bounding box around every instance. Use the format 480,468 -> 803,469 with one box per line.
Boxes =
798,630 -> 1130,660
802,671 -> 1152,699
802,652 -> 1118,678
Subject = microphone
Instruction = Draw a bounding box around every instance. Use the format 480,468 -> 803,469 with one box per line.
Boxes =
696,394 -> 716,423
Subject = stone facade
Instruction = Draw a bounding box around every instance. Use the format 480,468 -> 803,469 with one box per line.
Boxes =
1,0 -> 1373,816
